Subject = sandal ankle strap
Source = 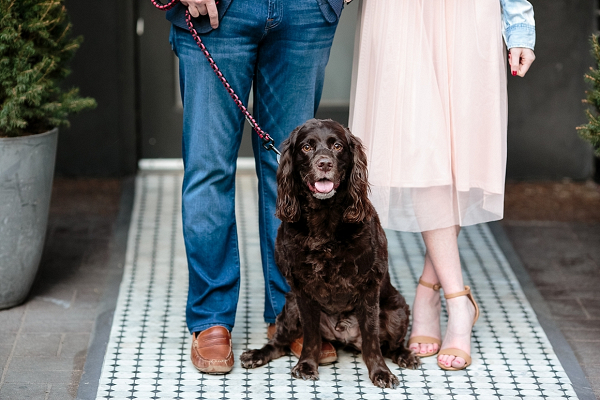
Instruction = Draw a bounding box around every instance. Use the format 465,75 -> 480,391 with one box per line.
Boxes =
444,285 -> 471,299
443,285 -> 480,325
418,277 -> 441,291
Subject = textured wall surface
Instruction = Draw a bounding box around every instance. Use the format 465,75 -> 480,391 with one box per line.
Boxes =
506,0 -> 595,180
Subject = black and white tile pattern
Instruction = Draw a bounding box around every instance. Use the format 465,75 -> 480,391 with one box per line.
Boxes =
96,171 -> 579,400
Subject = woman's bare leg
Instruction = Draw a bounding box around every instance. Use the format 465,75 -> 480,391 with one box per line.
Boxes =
408,251 -> 442,356
421,226 -> 476,369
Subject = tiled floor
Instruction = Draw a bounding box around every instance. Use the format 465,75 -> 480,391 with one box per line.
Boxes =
93,170 -> 581,400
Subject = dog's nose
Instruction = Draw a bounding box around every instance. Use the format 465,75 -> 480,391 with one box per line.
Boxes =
317,158 -> 333,172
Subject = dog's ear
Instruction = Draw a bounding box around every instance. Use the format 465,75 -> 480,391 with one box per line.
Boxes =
276,125 -> 302,222
343,127 -> 374,223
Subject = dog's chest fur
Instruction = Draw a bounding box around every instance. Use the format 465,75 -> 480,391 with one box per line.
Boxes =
278,208 -> 381,314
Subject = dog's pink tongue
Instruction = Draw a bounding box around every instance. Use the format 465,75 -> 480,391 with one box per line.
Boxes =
315,180 -> 334,193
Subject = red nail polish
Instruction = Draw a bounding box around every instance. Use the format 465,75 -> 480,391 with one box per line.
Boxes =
512,71 -> 517,76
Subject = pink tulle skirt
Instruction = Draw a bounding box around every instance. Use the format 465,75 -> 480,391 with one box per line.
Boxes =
349,0 -> 508,232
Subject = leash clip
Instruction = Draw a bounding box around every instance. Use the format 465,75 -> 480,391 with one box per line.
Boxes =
262,137 -> 281,164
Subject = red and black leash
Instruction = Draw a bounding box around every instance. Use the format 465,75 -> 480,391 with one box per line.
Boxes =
150,0 -> 281,161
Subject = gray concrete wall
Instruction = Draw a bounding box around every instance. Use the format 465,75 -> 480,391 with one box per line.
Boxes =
506,0 -> 595,180
320,2 -> 358,106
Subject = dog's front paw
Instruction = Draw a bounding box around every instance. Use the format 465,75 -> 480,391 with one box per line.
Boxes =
291,360 -> 319,381
240,349 -> 267,369
370,369 -> 399,389
398,351 -> 421,370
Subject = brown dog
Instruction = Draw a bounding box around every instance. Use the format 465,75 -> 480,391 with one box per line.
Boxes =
240,119 -> 419,388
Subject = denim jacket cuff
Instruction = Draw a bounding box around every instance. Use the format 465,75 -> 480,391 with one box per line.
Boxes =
504,23 -> 536,50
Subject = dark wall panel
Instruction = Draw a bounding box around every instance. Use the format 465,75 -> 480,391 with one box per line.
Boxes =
57,0 -> 137,177
507,0 -> 595,180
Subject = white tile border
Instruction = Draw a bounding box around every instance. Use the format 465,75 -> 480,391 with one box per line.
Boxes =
94,172 -> 582,400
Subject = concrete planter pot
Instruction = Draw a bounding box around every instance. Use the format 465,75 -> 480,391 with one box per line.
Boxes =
0,128 -> 58,309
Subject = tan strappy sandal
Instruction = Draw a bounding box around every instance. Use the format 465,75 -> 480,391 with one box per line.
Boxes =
408,277 -> 442,357
437,285 -> 480,371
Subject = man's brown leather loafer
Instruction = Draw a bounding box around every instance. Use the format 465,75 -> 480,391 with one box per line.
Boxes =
289,336 -> 338,365
191,326 -> 234,374
267,324 -> 337,365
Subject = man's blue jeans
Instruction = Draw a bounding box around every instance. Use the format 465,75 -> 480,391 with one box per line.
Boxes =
169,0 -> 339,334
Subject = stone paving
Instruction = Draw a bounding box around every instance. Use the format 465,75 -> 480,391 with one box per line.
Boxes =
501,220 -> 600,399
0,179 -> 123,400
502,179 -> 600,400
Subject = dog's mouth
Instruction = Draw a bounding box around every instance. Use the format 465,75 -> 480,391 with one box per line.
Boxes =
307,179 -> 339,199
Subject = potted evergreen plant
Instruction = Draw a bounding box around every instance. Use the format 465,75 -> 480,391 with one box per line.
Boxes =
0,0 -> 96,309
578,34 -> 600,156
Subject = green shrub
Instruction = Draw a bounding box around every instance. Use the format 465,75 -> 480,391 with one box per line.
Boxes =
579,34 -> 600,156
0,0 -> 96,137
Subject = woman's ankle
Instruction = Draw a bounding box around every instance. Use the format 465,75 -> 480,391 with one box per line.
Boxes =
443,296 -> 476,336
410,285 -> 442,333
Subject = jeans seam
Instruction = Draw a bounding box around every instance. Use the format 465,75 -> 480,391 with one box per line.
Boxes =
265,0 -> 283,31
232,220 -> 242,325
256,146 -> 279,321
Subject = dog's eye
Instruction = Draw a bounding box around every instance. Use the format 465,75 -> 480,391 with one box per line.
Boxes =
333,143 -> 343,152
302,144 -> 312,152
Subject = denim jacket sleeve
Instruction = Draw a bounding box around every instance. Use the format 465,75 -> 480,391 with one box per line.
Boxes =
500,0 -> 536,50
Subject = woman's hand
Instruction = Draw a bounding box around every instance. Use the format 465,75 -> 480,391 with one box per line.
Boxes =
180,0 -> 219,29
508,47 -> 535,77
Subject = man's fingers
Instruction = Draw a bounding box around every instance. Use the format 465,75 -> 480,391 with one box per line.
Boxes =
205,1 -> 219,29
180,1 -> 197,17
180,0 -> 218,26
185,3 -> 200,18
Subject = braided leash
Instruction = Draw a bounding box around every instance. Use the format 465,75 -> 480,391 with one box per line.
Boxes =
150,0 -> 281,161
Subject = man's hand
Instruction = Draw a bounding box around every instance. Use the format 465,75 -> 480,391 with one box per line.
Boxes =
180,0 -> 219,29
508,47 -> 535,77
